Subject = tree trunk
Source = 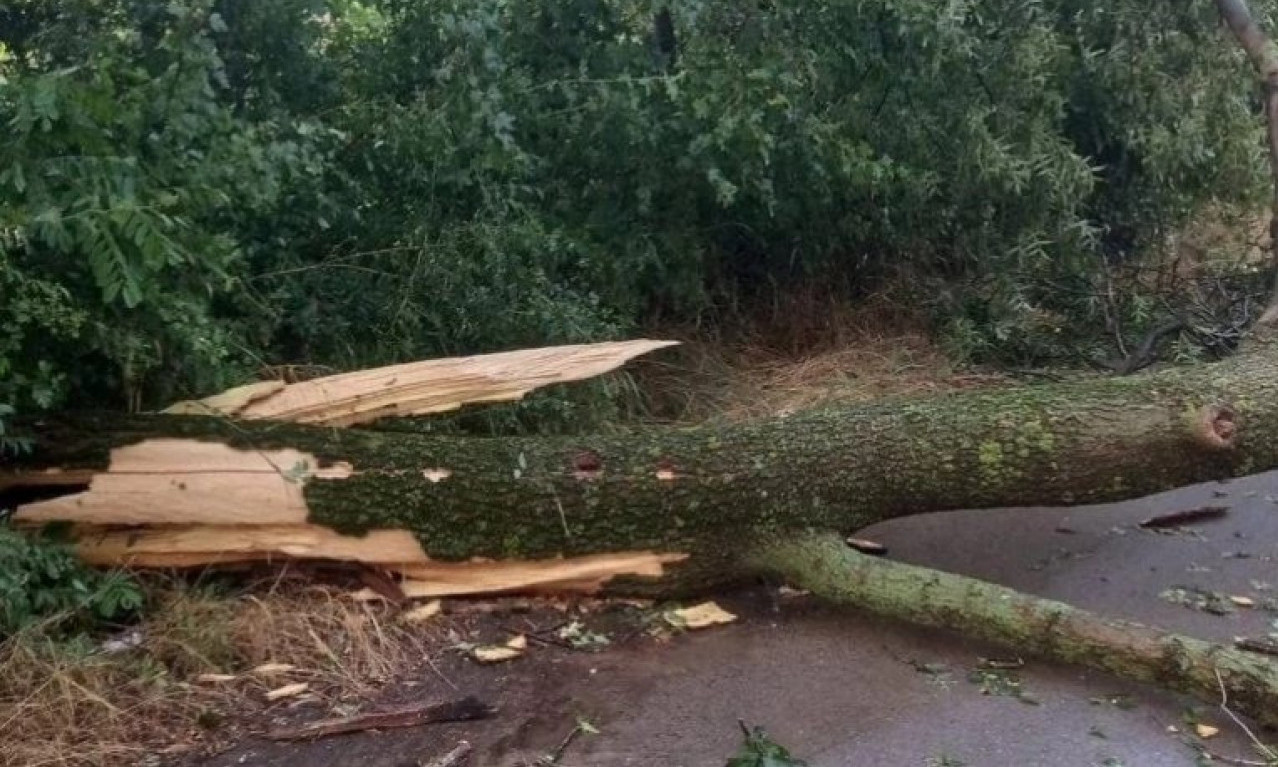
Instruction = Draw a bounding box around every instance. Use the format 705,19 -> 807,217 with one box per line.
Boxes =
7,343 -> 1278,591
1214,0 -> 1278,322
9,345 -> 1278,724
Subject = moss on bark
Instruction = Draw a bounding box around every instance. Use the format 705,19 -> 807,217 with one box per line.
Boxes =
748,532 -> 1278,729
12,348 -> 1278,566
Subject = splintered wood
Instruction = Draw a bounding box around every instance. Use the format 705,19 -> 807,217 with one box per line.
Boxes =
163,339 -> 678,426
9,438 -> 687,595
7,340 -> 686,597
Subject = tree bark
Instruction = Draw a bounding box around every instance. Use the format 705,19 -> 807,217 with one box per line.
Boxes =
749,533 -> 1278,729
9,345 -> 1278,725
7,343 -> 1278,586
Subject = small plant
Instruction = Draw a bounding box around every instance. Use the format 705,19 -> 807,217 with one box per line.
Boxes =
0,526 -> 143,635
726,721 -> 809,767
967,664 -> 1039,705
0,403 -> 31,455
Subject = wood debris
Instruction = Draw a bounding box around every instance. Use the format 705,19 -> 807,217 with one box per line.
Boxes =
195,673 -> 237,684
664,602 -> 737,630
845,537 -> 888,556
400,600 -> 443,624
165,340 -> 677,427
266,697 -> 493,741
422,741 -> 474,767
1138,506 -> 1229,529
471,634 -> 527,663
265,682 -> 309,701
251,663 -> 296,676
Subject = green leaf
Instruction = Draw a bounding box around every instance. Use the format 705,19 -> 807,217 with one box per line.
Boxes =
726,723 -> 808,767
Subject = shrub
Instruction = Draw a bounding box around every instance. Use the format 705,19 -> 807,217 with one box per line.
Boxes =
0,527 -> 143,635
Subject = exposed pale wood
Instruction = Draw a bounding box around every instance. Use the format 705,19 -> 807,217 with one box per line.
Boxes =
162,380 -> 287,417
388,550 -> 688,596
182,340 -> 677,427
13,440 -> 349,527
71,525 -> 429,566
66,522 -> 686,595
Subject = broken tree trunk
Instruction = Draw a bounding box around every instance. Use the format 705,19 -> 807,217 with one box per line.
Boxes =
7,337 -> 1278,726
6,339 -> 1278,594
750,533 -> 1278,729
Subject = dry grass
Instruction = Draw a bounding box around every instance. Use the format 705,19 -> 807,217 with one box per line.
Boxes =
634,286 -> 1009,423
0,577 -> 438,767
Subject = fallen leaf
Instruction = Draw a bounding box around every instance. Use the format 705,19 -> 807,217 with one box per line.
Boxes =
196,673 -> 237,684
505,634 -> 528,651
400,600 -> 443,623
252,662 -> 296,676
1195,723 -> 1220,739
1229,595 -> 1256,608
665,602 -> 738,630
265,682 -> 309,701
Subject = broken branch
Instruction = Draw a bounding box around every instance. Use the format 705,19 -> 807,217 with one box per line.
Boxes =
749,532 -> 1278,729
266,697 -> 494,741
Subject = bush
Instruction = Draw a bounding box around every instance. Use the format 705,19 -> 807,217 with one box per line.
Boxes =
0,527 -> 143,636
2,0 -> 1273,416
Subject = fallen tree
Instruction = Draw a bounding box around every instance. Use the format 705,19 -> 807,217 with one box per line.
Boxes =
6,336 -> 1278,724
5,337 -> 1278,588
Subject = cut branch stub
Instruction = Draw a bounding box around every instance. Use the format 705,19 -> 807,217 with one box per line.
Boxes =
1191,403 -> 1239,450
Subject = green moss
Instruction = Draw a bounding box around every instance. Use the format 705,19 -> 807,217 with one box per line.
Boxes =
16,348 -> 1278,570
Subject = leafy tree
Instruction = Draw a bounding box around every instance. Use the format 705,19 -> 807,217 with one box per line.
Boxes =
0,526 -> 143,635
2,0 -> 1275,433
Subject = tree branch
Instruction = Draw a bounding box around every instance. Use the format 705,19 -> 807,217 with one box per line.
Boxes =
750,532 -> 1278,729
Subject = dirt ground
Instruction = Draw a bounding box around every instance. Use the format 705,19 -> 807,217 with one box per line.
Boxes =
195,471 -> 1278,767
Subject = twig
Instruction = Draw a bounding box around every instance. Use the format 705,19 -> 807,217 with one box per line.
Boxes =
502,624 -> 575,651
266,697 -> 494,741
1194,746 -> 1271,767
1112,318 -> 1186,375
535,722 -> 586,766
421,740 -> 473,767
1215,668 -> 1277,763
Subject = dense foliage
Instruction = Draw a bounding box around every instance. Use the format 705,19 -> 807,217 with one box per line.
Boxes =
0,527 -> 143,635
1,0 -> 1274,425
